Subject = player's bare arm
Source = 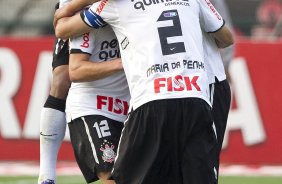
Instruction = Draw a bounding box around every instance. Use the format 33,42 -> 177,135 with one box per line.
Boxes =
210,25 -> 234,48
53,0 -> 98,27
69,53 -> 123,82
55,13 -> 92,40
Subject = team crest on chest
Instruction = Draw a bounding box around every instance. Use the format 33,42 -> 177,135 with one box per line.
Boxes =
100,140 -> 116,163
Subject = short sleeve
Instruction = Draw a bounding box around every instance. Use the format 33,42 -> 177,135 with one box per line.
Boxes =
80,6 -> 107,29
198,0 -> 225,33
69,31 -> 96,55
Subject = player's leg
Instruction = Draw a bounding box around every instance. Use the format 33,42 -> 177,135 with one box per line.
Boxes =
111,98 -> 217,184
38,39 -> 71,184
180,98 -> 217,184
111,100 -> 174,184
68,115 -> 123,184
211,79 -> 231,181
97,172 -> 116,184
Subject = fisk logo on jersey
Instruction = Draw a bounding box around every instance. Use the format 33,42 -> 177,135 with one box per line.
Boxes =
99,38 -> 120,61
131,0 -> 189,11
97,95 -> 129,115
204,0 -> 222,20
154,75 -> 201,93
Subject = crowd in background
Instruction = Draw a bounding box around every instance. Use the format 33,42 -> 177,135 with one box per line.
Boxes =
1,0 -> 282,39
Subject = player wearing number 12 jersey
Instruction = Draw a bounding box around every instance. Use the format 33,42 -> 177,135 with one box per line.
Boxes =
54,0 -> 234,183
38,1 -> 71,184
66,22 -> 130,184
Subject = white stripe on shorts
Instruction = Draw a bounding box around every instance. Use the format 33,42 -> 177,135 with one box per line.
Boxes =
210,83 -> 215,106
212,122 -> 218,140
82,117 -> 99,164
111,113 -> 130,174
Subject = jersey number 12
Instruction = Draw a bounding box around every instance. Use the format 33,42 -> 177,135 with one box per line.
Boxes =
93,120 -> 111,138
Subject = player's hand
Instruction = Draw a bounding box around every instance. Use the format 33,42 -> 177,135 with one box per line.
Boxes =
53,4 -> 74,28
114,58 -> 124,71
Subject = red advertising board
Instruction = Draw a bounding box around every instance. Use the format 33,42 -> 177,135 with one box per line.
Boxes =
0,37 -> 74,160
0,37 -> 281,164
221,39 -> 282,165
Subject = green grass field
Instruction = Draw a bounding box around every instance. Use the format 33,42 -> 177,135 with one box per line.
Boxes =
0,176 -> 281,184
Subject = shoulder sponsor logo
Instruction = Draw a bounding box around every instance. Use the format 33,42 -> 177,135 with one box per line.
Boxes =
204,0 -> 222,20
96,0 -> 108,14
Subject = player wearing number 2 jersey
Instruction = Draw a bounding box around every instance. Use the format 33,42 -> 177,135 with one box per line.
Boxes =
66,23 -> 130,184
54,0 -> 234,183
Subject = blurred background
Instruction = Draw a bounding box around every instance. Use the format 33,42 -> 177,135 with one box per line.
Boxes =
0,0 -> 282,183
1,0 -> 282,38
0,0 -> 57,37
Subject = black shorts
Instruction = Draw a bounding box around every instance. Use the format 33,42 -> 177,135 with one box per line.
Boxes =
51,38 -> 69,70
210,79 -> 231,149
111,98 -> 217,184
210,79 -> 231,178
68,115 -> 123,183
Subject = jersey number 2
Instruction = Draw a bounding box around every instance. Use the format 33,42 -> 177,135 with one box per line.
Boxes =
157,10 -> 186,55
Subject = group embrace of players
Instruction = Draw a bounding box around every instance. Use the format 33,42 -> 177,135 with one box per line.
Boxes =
38,0 -> 234,184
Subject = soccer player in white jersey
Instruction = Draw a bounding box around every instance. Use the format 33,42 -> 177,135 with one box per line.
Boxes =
54,0 -> 234,183
210,0 -> 235,66
38,1 -> 71,184
205,0 -> 234,181
211,0 -> 235,82
202,31 -> 232,182
66,22 -> 130,184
